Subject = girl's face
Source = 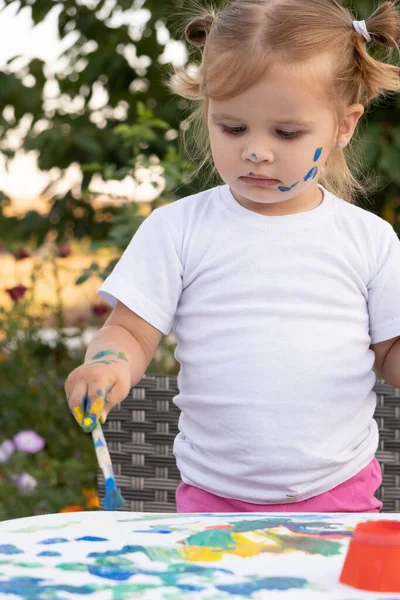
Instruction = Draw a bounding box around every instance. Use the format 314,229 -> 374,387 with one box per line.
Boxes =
207,64 -> 341,216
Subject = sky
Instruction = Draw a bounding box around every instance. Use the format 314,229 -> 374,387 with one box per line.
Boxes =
0,0 -> 186,209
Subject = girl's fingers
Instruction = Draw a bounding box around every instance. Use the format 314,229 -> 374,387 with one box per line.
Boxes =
100,382 -> 125,423
67,380 -> 88,428
83,381 -> 113,432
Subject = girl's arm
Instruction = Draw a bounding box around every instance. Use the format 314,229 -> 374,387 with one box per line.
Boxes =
371,336 -> 400,388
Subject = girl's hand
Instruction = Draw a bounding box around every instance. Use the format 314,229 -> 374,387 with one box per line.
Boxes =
65,360 -> 131,432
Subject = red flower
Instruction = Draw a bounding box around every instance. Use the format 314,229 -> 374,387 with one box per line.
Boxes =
6,285 -> 28,302
13,248 -> 30,261
56,244 -> 72,258
92,303 -> 110,317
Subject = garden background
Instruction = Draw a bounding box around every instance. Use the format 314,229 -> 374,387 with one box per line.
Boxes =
0,0 -> 399,521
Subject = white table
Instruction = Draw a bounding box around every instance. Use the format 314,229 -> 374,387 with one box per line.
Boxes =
0,511 -> 399,599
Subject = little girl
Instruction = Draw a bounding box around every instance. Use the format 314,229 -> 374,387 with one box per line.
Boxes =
66,0 -> 400,513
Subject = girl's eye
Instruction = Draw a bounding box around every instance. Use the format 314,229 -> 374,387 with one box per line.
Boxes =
277,130 -> 303,140
220,125 -> 247,135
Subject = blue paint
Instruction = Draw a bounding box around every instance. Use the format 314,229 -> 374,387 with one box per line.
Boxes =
135,527 -> 173,534
0,578 -> 95,597
252,154 -> 257,159
105,477 -> 116,491
217,577 -> 309,594
88,564 -> 137,581
304,166 -> 318,182
249,172 -> 254,176
104,477 -> 126,510
94,439 -> 105,448
38,538 -> 69,545
37,551 -> 62,557
83,394 -> 90,413
313,147 -> 323,162
278,182 -> 299,193
0,545 -> 23,555
75,536 -> 108,542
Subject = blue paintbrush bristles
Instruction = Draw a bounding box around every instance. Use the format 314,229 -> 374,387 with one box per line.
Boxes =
104,477 -> 126,510
91,422 -> 126,511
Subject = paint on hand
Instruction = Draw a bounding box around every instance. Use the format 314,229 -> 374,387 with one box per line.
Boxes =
278,182 -> 299,193
313,147 -> 323,162
304,166 -> 318,182
82,388 -> 110,432
88,360 -> 118,366
71,405 -> 84,428
91,351 -> 128,362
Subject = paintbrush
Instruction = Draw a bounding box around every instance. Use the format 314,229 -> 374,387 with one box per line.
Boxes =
91,421 -> 126,510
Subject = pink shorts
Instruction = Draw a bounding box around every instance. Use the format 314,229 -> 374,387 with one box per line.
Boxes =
176,458 -> 383,513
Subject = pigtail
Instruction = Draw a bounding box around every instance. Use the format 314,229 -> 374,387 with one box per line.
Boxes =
168,9 -> 218,100
366,1 -> 400,49
185,13 -> 217,47
353,1 -> 400,104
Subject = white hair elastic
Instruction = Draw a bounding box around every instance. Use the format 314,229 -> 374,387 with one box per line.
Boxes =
352,20 -> 371,43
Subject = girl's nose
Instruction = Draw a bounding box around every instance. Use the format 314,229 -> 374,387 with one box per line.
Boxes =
242,148 -> 274,163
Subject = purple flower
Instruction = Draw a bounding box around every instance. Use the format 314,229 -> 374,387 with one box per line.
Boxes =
13,431 -> 45,453
0,440 -> 15,463
10,473 -> 38,492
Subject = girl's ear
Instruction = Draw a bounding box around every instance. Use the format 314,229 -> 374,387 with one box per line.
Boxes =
338,104 -> 365,147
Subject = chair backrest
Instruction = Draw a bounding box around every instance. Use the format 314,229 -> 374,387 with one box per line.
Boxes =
98,376 -> 400,512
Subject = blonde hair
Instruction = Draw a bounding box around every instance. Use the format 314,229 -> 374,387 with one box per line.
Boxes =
169,0 -> 400,202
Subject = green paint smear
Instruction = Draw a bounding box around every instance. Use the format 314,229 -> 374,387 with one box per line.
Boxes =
15,562 -> 44,568
185,530 -> 236,550
268,534 -> 342,556
11,521 -> 82,534
56,562 -> 88,571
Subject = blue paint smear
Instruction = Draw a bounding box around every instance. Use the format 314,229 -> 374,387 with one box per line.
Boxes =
38,538 -> 69,545
75,536 -> 108,542
217,577 -> 309,594
304,166 -> 318,181
0,545 -> 23,555
88,565 -> 137,581
0,578 -> 95,597
94,438 -> 105,448
314,147 -> 323,162
37,551 -> 62,557
134,528 -> 172,534
278,182 -> 299,193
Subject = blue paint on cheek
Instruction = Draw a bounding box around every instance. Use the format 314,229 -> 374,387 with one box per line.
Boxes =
38,538 -> 70,545
313,147 -> 323,162
278,182 -> 299,193
304,166 -> 318,182
0,545 -> 23,555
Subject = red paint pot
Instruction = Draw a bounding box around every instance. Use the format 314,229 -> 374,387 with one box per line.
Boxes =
340,520 -> 400,592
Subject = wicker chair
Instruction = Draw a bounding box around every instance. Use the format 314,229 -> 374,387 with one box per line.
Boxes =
98,376 -> 400,513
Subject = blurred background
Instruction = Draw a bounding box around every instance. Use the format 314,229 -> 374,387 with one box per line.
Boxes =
0,0 -> 399,520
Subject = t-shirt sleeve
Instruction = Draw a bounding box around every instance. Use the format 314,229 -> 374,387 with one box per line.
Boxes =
368,223 -> 400,344
97,208 -> 183,336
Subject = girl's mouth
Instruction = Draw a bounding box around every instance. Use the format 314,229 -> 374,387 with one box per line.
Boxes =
239,176 -> 281,187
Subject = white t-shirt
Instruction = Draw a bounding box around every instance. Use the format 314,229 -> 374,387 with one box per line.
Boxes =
98,184 -> 400,503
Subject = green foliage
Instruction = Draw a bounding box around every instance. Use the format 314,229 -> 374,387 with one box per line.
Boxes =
0,251 -> 178,521
0,297 -> 96,521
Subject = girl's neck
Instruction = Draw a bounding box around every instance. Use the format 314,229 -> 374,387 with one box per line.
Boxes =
230,183 -> 324,217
